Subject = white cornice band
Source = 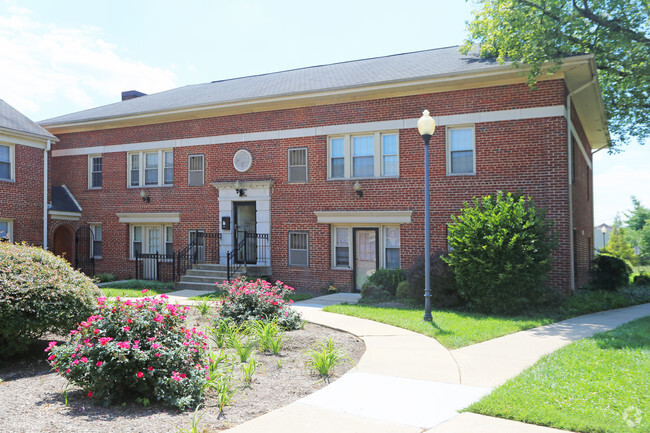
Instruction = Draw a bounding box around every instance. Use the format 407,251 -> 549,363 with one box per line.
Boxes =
116,212 -> 181,224
51,105 -> 565,158
315,211 -> 413,224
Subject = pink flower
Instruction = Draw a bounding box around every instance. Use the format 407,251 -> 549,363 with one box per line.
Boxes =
45,341 -> 57,352
154,315 -> 163,323
141,289 -> 148,293
93,329 -> 100,335
66,368 -> 71,374
99,337 -> 113,346
96,361 -> 103,367
80,357 -> 88,363
148,366 -> 153,371
47,354 -> 56,361
151,343 -> 161,350
88,391 -> 93,398
137,371 -> 144,378
160,294 -> 169,299
154,353 -> 161,357
73,359 -> 79,365
123,326 -> 130,331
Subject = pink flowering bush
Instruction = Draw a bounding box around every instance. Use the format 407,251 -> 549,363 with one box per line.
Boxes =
47,295 -> 209,410
215,278 -> 302,330
0,242 -> 98,359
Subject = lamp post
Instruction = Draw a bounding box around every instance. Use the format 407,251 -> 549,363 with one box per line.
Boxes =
601,225 -> 607,249
418,110 -> 435,322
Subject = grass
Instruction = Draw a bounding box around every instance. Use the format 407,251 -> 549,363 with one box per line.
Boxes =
465,316 -> 650,433
100,279 -> 176,298
322,304 -> 553,349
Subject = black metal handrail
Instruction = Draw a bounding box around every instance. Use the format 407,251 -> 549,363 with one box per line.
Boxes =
226,232 -> 269,281
176,230 -> 221,281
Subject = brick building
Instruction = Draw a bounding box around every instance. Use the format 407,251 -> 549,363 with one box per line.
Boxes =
0,100 -> 56,247
40,47 -> 607,292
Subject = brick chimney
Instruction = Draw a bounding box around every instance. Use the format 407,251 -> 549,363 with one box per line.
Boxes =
121,90 -> 147,101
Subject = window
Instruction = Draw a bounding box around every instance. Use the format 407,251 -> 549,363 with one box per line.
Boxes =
288,232 -> 309,267
331,225 -> 400,269
0,219 -> 12,242
128,150 -> 173,186
90,225 -> 102,258
328,132 -> 398,179
447,126 -> 475,174
334,227 -> 350,267
384,227 -> 400,268
89,155 -> 102,189
287,148 -> 308,183
188,154 -> 204,186
130,224 -> 173,258
0,144 -> 13,181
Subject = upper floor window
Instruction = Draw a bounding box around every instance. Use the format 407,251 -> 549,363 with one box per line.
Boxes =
328,132 -> 398,179
0,144 -> 14,181
0,219 -> 12,242
89,155 -> 102,189
90,224 -> 102,258
128,150 -> 173,187
287,148 -> 308,183
446,126 -> 475,175
188,154 -> 204,186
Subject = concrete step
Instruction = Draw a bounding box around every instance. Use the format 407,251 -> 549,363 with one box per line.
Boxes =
180,274 -> 227,284
183,269 -> 230,278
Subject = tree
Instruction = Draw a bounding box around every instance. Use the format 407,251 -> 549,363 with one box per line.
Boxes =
445,191 -> 557,314
462,0 -> 650,150
601,218 -> 637,264
625,196 -> 650,232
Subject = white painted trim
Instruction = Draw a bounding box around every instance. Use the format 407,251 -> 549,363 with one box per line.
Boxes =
0,143 -> 15,181
116,212 -> 181,223
446,125 -> 476,175
0,127 -> 56,149
62,185 -> 83,212
48,210 -> 81,221
569,124 -> 593,169
315,210 -> 412,224
211,180 -> 275,190
52,106 -> 566,158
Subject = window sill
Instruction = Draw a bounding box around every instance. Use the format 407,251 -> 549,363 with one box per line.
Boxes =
446,172 -> 476,177
327,176 -> 399,181
0,178 -> 15,183
331,266 -> 352,271
88,187 -> 102,191
127,185 -> 175,188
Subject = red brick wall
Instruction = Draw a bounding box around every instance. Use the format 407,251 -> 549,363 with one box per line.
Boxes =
50,80 -> 585,293
0,144 -> 44,245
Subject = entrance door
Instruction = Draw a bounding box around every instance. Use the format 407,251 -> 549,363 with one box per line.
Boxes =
142,226 -> 160,280
353,228 -> 378,291
189,230 -> 206,263
234,201 -> 257,264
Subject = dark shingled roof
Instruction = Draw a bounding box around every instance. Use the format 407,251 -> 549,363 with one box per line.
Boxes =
0,99 -> 57,140
40,46 -> 505,125
51,186 -> 82,213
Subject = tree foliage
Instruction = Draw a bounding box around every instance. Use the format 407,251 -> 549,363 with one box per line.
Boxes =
625,196 -> 650,232
601,218 -> 637,264
462,0 -> 650,149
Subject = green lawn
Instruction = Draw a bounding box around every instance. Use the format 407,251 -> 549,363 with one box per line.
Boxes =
100,280 -> 176,298
322,304 -> 553,349
466,316 -> 650,433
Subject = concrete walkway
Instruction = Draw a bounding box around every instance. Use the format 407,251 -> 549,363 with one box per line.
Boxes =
162,291 -> 649,432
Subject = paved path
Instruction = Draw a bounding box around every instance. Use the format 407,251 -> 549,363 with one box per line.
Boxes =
162,290 -> 650,432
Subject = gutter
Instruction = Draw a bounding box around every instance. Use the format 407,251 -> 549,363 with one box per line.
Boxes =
43,140 -> 51,249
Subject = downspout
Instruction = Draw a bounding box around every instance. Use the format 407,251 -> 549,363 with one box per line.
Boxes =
43,140 -> 50,250
566,77 -> 596,291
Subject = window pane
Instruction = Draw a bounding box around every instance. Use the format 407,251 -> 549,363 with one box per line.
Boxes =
145,153 -> 158,168
451,150 -> 473,173
450,129 -> 473,151
382,134 -> 397,155
130,154 -> 140,186
148,228 -> 160,253
335,228 -> 348,246
166,226 -> 173,242
164,167 -> 173,184
288,166 -> 307,183
386,248 -> 400,268
94,226 -> 102,241
353,156 -> 373,177
189,155 -> 203,171
92,172 -> 102,188
383,155 -> 397,176
289,148 -> 306,166
353,136 -> 374,156
331,138 -> 344,157
189,171 -> 203,186
289,232 -> 308,266
93,157 -> 102,172
0,145 -> 9,162
164,151 -> 173,167
0,162 -> 10,180
145,169 -> 158,185
385,227 -> 400,248
331,157 -> 344,178
289,250 -> 308,266
335,247 -> 349,266
133,226 -> 142,241
0,222 -> 8,238
133,242 -> 142,256
93,241 -> 102,258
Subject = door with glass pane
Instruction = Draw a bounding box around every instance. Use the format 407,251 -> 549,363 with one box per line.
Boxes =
189,230 -> 205,262
234,202 -> 257,264
353,228 -> 378,291
142,227 -> 160,279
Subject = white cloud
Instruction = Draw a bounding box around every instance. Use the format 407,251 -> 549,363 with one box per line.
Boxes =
0,5 -> 176,120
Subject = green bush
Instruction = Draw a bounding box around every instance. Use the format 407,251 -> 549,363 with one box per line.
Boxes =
632,271 -> 650,286
361,268 -> 407,297
590,254 -> 632,291
94,273 -> 116,283
445,191 -> 557,314
359,284 -> 392,303
0,243 -> 99,359
396,280 -> 410,299
215,278 -> 302,330
47,296 -> 209,410
407,252 -> 460,307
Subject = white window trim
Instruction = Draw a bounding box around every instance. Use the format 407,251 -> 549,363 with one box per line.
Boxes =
187,154 -> 205,187
446,125 -> 476,176
0,143 -> 15,182
127,149 -> 173,187
88,154 -> 102,189
287,147 -> 308,183
288,231 -> 309,267
327,131 -> 399,180
0,219 -> 13,242
89,224 -> 102,259
129,224 -> 173,259
330,224 -> 400,270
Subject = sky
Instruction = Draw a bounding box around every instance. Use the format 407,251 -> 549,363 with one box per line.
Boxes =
0,0 -> 647,225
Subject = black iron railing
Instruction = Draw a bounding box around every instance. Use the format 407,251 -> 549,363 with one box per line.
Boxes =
135,252 -> 175,282
176,231 -> 221,280
226,231 -> 269,280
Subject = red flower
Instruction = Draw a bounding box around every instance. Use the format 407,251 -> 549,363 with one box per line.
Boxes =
88,391 -> 93,398
137,371 -> 144,378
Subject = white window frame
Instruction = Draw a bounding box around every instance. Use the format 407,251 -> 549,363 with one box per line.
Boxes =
288,231 -> 309,267
446,125 -> 476,175
0,144 -> 15,182
0,219 -> 13,242
127,149 -> 173,187
327,132 -> 399,180
287,147 -> 308,183
129,224 -> 173,259
88,154 -> 103,189
188,154 -> 205,187
330,225 -> 400,270
89,224 -> 102,258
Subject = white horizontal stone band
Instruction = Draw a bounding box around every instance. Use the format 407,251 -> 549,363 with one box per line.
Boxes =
314,211 -> 413,224
52,105 -> 566,158
116,212 -> 181,224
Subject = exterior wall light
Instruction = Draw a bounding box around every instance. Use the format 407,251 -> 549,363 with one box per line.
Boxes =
354,180 -> 363,197
234,180 -> 246,197
140,189 -> 150,203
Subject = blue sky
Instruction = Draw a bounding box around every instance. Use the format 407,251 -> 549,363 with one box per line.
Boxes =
0,0 -> 647,224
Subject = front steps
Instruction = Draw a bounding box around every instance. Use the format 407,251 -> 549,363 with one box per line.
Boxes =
175,263 -> 272,292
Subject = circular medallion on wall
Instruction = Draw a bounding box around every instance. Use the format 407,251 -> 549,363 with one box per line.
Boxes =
233,149 -> 252,173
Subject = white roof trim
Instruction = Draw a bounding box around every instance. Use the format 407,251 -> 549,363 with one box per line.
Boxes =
116,212 -> 181,224
48,210 -> 81,221
314,211 -> 413,224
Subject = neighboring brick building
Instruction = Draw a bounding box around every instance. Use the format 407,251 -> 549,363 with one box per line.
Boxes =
0,100 -> 56,247
40,47 -> 606,292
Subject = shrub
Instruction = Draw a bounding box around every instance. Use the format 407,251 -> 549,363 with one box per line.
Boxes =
445,191 -> 557,314
215,278 -> 302,330
94,273 -> 117,283
590,254 -> 632,291
396,280 -> 410,299
406,252 -> 460,307
632,272 -> 650,286
361,268 -> 407,297
47,295 -> 209,410
0,242 -> 99,359
359,284 -> 392,303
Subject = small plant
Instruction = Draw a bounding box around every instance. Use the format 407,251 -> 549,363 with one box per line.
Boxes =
240,359 -> 258,387
195,298 -> 213,316
176,405 -> 207,433
136,397 -> 150,407
304,338 -> 350,383
396,280 -> 410,299
209,319 -> 233,349
248,320 -> 282,353
213,375 -> 237,415
267,335 -> 284,355
226,332 -> 258,363
94,273 -> 117,283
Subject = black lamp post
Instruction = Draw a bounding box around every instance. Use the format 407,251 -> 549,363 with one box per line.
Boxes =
601,225 -> 607,249
418,110 -> 435,322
